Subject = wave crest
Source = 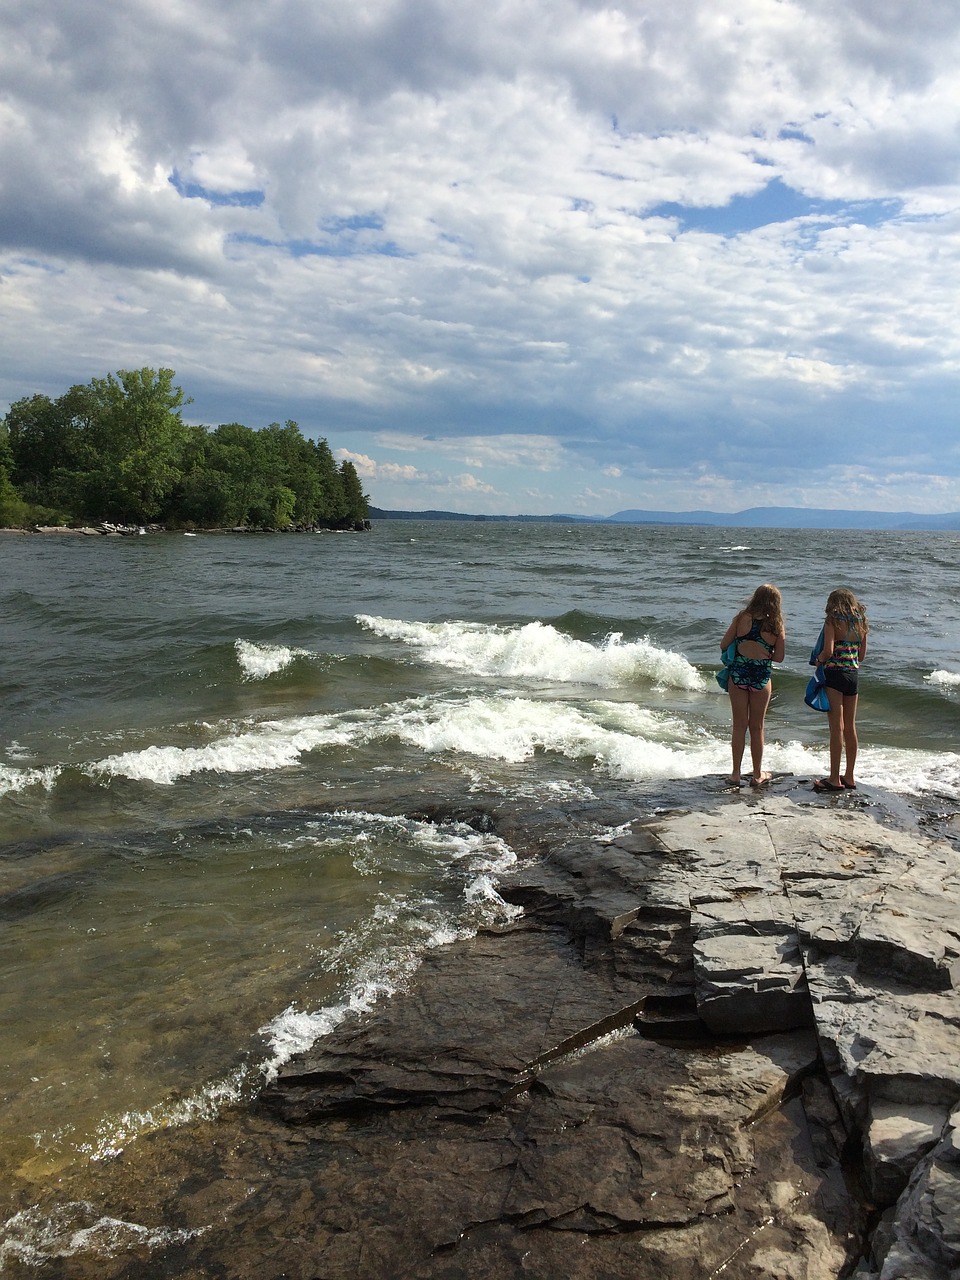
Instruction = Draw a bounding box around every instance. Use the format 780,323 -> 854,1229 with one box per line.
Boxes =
926,669 -> 960,689
0,763 -> 60,798
235,638 -> 312,680
357,616 -> 703,691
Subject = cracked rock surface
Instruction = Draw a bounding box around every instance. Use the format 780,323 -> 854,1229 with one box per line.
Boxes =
256,782 -> 959,1277
8,778 -> 960,1278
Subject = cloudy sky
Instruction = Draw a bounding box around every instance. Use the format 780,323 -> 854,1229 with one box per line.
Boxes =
2,0 -> 960,516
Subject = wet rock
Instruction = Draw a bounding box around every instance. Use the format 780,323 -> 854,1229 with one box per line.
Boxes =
257,787 -> 889,1277
264,923 -> 652,1123
21,781 -> 960,1279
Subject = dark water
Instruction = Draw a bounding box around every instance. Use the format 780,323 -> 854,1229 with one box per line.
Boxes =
2,521 -> 960,1266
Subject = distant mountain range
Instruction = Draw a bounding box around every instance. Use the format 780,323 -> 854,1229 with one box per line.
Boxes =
369,505 -> 960,530
605,506 -> 960,530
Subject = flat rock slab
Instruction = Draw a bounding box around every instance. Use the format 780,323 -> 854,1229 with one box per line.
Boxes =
263,923 -> 655,1123
637,792 -> 960,1275
12,782 -> 960,1279
45,1029 -> 851,1280
258,787 -> 960,1278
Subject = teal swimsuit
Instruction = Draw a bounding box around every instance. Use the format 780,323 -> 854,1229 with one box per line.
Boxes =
729,618 -> 776,690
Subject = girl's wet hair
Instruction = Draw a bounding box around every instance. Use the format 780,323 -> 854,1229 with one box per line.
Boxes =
744,583 -> 784,635
825,588 -> 869,634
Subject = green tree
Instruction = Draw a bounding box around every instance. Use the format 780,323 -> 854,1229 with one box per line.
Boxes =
5,386 -> 98,511
0,424 -> 27,525
314,437 -> 347,524
7,369 -> 190,522
267,484 -> 297,528
6,393 -> 61,498
339,459 -> 369,524
258,422 -> 318,525
86,368 -> 190,522
3,369 -> 375,529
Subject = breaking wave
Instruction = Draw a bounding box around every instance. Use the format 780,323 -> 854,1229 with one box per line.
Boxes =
235,638 -> 313,679
0,762 -> 60,798
77,690 -> 960,800
356,616 -> 704,691
926,669 -> 960,690
88,696 -> 718,785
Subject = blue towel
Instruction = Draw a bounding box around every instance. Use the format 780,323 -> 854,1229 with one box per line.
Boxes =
804,661 -> 829,711
715,639 -> 738,690
809,627 -> 824,666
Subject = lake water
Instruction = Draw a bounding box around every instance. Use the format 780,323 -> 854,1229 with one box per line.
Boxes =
2,520 -> 960,1267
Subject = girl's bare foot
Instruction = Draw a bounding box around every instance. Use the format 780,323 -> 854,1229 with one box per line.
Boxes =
727,775 -> 742,787
751,772 -> 771,786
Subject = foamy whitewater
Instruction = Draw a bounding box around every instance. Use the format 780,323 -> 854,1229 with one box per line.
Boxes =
8,614 -> 954,800
3,519 -> 960,1267
927,669 -> 960,689
356,615 -> 705,690
234,637 -> 313,679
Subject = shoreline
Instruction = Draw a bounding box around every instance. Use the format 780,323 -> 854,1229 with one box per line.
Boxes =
7,775 -> 959,1279
0,523 -> 372,536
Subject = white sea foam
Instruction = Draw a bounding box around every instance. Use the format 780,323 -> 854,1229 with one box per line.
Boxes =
357,615 -> 704,691
926,669 -> 960,689
260,813 -> 519,1073
83,691 -> 960,800
91,712 -> 358,783
0,763 -> 60,797
0,1202 -> 203,1268
82,1066 -> 250,1163
235,637 -> 312,679
850,746 -> 960,799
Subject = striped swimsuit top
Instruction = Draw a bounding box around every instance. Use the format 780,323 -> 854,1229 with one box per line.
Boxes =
827,627 -> 860,671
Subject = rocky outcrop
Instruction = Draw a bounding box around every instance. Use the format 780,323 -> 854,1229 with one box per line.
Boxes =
250,785 -> 960,1277
20,782 -> 957,1278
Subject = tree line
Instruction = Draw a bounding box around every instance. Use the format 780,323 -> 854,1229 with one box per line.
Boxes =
0,368 -> 370,530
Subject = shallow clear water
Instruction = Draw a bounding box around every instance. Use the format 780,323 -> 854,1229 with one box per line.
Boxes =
2,520 -> 960,1254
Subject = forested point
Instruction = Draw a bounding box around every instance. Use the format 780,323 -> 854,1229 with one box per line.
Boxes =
0,368 -> 370,531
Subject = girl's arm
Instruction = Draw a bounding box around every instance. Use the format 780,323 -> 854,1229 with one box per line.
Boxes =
858,634 -> 867,662
818,621 -> 835,665
720,612 -> 745,649
773,633 -> 786,663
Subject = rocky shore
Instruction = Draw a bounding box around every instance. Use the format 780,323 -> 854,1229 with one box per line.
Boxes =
0,520 -> 372,536
256,781 -> 960,1279
5,776 -> 959,1278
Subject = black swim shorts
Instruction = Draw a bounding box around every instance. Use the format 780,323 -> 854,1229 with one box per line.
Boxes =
824,666 -> 858,697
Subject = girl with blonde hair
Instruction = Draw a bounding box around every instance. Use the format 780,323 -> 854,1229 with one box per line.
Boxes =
814,588 -> 868,792
720,584 -> 786,786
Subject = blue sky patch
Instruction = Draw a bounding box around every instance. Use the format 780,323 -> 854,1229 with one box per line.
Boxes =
321,213 -> 385,233
169,171 -> 265,207
227,232 -> 406,258
649,177 -> 901,236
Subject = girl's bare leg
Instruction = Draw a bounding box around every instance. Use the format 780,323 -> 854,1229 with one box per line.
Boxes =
825,687 -> 845,786
728,684 -> 749,783
747,683 -> 772,783
842,694 -> 859,786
